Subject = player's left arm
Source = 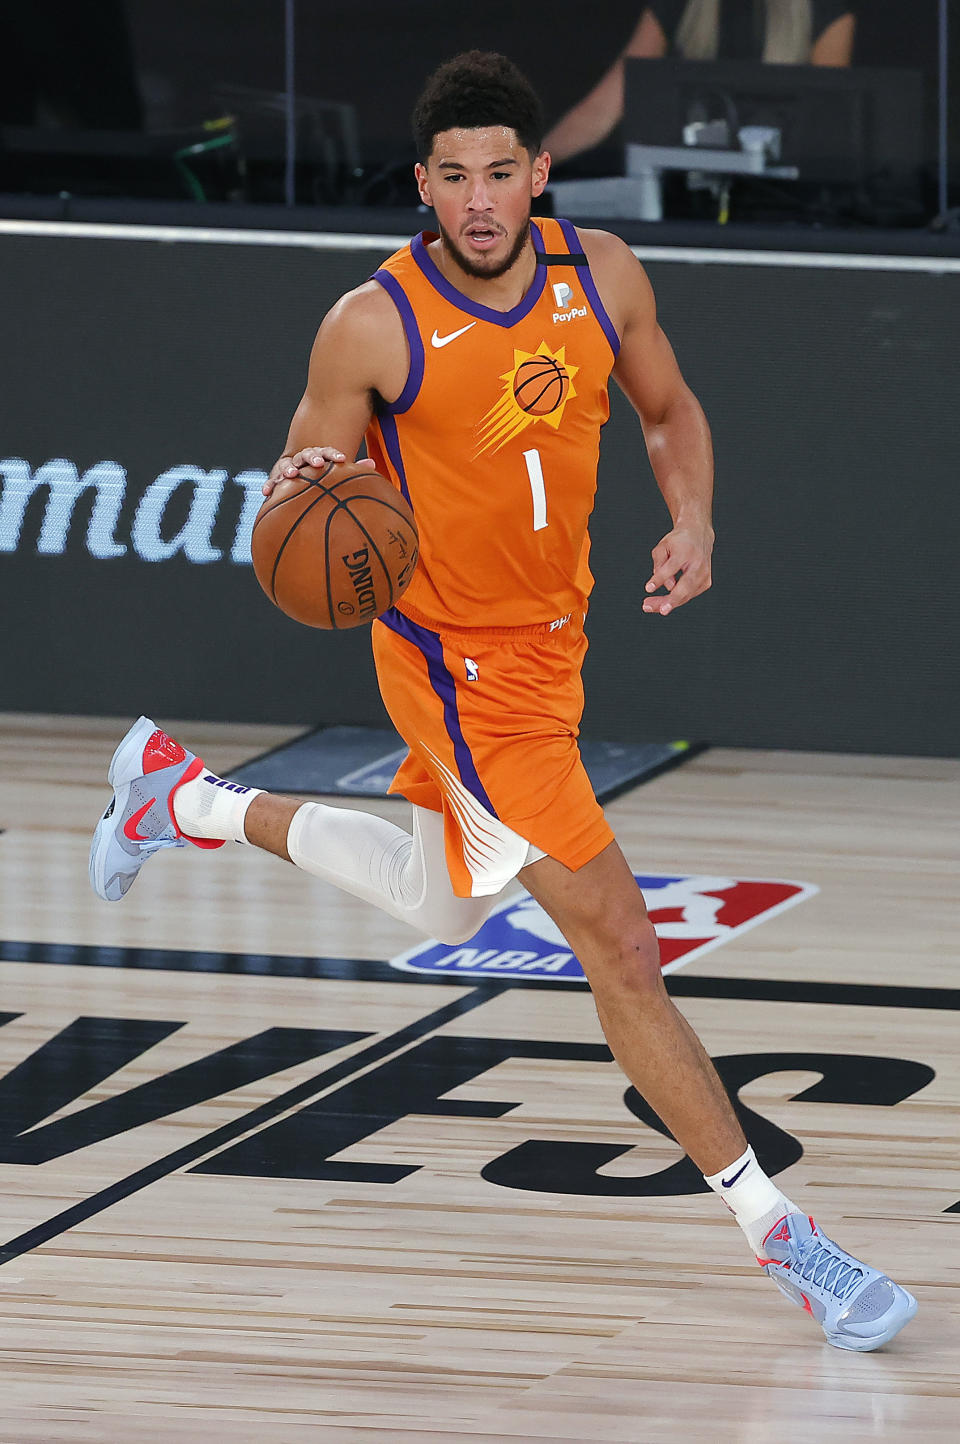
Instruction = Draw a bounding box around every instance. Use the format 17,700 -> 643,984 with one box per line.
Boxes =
581,228 -> 714,616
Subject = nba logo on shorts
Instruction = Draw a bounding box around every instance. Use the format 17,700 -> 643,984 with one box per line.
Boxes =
391,873 -> 818,981
552,282 -> 573,310
465,658 -> 479,682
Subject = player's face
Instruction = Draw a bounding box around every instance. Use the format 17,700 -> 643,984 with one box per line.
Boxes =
416,127 -> 551,281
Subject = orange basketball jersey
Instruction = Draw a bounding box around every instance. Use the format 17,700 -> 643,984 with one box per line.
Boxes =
365,217 -> 620,631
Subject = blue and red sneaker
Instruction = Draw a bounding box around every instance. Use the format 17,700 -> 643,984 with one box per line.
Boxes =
759,1212 -> 917,1351
89,716 -> 223,902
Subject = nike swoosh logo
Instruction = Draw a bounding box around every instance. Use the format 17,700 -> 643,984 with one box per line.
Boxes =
123,797 -> 157,842
721,1161 -> 750,1188
431,323 -> 477,348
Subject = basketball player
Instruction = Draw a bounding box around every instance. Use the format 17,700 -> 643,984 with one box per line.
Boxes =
90,52 -> 915,1350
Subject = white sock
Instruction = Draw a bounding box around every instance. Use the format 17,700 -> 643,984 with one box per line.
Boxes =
172,769 -> 262,844
703,1145 -> 801,1255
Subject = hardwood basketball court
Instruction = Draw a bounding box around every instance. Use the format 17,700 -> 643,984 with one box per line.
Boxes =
0,714 -> 957,1440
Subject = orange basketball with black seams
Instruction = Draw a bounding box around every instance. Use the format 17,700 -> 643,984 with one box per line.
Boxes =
251,462 -> 419,629
512,354 -> 570,415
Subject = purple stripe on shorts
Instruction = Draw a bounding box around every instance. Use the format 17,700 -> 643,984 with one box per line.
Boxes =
378,607 -> 498,818
410,227 -> 547,327
372,269 -> 424,413
374,410 -> 412,509
555,217 -> 621,359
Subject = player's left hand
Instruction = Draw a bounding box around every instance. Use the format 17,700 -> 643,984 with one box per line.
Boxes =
642,525 -> 714,615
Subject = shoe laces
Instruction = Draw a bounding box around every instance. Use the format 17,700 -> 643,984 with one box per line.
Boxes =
794,1233 -> 863,1302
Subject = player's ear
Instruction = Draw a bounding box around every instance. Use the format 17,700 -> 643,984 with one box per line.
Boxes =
531,150 -> 551,198
415,162 -> 431,206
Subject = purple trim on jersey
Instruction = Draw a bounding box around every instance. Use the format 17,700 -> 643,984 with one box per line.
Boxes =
372,270 -> 424,414
378,606 -> 498,818
374,410 -> 412,509
410,226 -> 547,328
555,216 -> 621,359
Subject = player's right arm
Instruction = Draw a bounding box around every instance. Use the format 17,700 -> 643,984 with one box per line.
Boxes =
263,281 -> 407,496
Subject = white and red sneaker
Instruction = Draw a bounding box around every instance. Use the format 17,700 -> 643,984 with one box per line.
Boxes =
89,716 -> 223,902
758,1212 -> 917,1351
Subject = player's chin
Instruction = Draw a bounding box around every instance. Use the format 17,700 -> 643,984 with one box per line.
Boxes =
460,238 -> 506,267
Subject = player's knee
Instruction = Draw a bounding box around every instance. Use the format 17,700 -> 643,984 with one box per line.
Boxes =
431,918 -> 480,946
613,925 -> 664,994
582,910 -> 663,997
423,901 -> 489,947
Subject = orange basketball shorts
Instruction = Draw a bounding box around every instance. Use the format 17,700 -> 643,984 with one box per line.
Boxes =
370,606 -> 614,899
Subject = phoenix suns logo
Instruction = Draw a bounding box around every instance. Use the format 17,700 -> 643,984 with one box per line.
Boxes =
475,342 -> 579,455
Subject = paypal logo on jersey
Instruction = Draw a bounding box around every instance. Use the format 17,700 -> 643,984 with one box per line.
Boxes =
390,873 -> 817,981
551,280 -> 588,325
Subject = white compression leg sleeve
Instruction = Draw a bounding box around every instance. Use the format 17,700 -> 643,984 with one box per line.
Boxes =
286,801 -> 497,944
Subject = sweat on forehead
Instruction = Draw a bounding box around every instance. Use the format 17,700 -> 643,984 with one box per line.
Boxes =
429,128 -> 527,165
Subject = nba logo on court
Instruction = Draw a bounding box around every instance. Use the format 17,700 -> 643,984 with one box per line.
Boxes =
390,873 -> 818,981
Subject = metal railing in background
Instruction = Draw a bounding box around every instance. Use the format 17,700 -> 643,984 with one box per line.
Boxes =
280,0 -> 360,207
934,0 -> 954,227
284,0 -> 295,207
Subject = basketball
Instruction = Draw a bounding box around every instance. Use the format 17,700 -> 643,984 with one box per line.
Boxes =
250,461 -> 419,629
513,354 -> 570,415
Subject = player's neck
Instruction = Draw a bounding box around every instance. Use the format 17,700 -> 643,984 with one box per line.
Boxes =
431,232 -> 539,313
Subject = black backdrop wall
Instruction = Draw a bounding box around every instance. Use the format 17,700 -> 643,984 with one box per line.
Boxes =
120,0 -> 958,194
0,224 -> 957,756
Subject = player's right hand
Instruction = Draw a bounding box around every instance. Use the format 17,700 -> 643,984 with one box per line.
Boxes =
262,447 -> 377,497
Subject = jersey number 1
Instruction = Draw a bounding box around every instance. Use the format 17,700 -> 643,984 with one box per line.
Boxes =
523,448 -> 548,532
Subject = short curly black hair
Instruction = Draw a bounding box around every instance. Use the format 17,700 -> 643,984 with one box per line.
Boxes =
412,51 -> 544,162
